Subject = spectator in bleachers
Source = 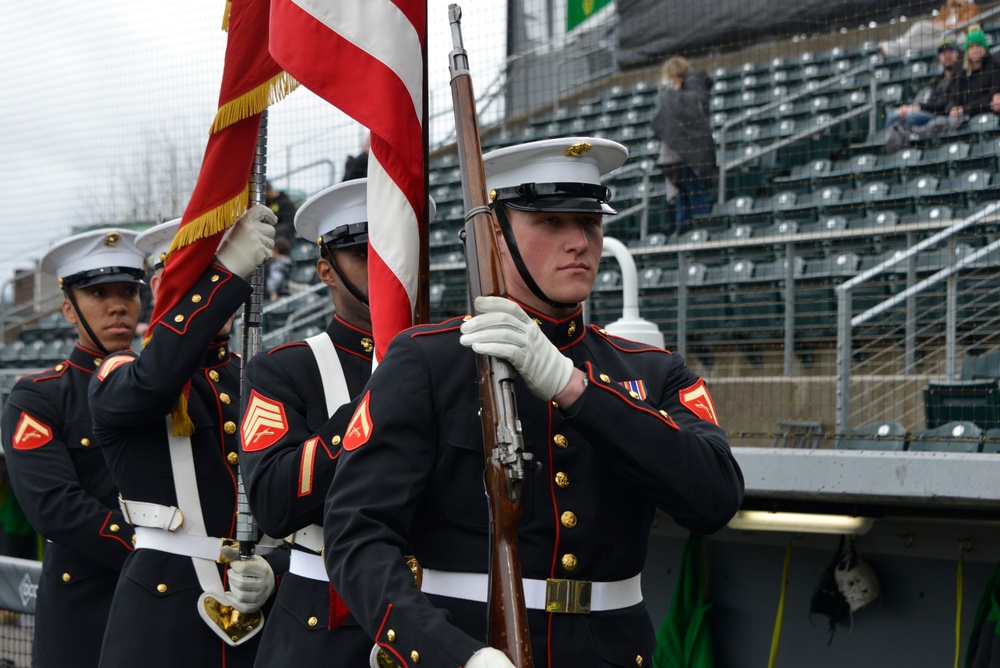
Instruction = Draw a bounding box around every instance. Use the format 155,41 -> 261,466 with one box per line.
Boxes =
266,179 -> 299,244
885,37 -> 962,152
265,235 -> 293,301
652,56 -> 717,236
948,26 -> 1000,121
342,132 -> 370,182
879,0 -> 979,57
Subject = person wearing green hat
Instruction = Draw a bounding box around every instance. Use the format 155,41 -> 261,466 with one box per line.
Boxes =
948,25 -> 1000,121
885,37 -> 963,153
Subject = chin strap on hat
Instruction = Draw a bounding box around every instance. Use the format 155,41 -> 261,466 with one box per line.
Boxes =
490,203 -> 579,310
320,245 -> 370,309
64,287 -> 111,356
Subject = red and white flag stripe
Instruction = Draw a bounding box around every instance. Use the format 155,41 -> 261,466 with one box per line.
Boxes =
270,0 -> 427,362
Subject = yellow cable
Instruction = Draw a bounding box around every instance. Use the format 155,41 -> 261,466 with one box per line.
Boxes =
768,542 -> 793,668
955,551 -> 964,668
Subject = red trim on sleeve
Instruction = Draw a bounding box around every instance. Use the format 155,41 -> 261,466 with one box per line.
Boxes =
584,362 -> 680,431
374,603 -> 409,667
100,511 -> 134,551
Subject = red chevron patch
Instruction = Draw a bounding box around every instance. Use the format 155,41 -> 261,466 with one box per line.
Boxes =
13,412 -> 53,450
241,391 -> 288,452
97,354 -> 133,381
343,392 -> 373,451
679,379 -> 720,426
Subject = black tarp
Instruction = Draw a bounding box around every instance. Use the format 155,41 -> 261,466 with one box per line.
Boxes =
617,0 -> 941,68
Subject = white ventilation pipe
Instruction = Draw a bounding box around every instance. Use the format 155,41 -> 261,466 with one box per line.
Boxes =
601,237 -> 664,349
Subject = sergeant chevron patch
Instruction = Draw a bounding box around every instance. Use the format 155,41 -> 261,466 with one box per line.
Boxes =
679,379 -> 720,426
12,412 -> 52,450
97,354 -> 133,381
241,391 -> 288,451
343,391 -> 372,451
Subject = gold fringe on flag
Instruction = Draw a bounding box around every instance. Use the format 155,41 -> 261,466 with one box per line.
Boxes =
172,392 -> 196,436
210,72 -> 299,134
168,186 -> 249,254
221,1 -> 232,32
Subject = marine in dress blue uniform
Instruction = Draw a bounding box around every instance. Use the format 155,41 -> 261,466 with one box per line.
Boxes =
239,180 -> 378,666
324,138 -> 745,668
1,229 -> 146,668
88,211 -> 281,668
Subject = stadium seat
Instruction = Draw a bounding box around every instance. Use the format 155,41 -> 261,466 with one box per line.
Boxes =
836,421 -> 908,450
900,204 -> 953,225
962,350 -> 1000,380
593,269 -> 622,293
717,224 -> 754,243
926,142 -> 971,177
758,220 -> 800,238
794,252 -> 860,338
923,379 -> 1000,430
687,264 -> 732,344
910,421 -> 983,453
903,175 -> 941,207
0,340 -> 26,367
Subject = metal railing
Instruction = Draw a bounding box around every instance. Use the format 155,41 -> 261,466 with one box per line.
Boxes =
834,202 -> 1000,432
718,63 -> 878,204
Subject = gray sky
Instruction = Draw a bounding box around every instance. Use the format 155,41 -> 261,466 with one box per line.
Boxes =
1,0 -> 505,295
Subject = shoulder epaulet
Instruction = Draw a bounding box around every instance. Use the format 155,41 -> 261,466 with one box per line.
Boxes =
589,324 -> 673,355
28,362 -> 70,383
266,341 -> 308,355
408,315 -> 468,338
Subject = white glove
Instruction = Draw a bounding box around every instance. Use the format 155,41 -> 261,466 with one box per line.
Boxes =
223,552 -> 275,614
466,647 -> 517,668
215,204 -> 277,279
459,296 -> 574,401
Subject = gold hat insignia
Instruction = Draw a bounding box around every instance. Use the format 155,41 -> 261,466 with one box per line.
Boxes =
104,232 -> 122,247
564,142 -> 592,157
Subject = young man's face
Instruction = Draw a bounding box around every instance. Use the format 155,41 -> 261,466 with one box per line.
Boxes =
498,208 -> 604,315
62,282 -> 141,353
940,48 -> 959,68
318,244 -> 371,329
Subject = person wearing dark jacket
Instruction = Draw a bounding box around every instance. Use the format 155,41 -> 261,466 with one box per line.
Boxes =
887,38 -> 961,129
949,27 -> 1000,121
651,56 -> 717,236
885,37 -> 962,153
1,229 -> 147,668
323,137 -> 744,668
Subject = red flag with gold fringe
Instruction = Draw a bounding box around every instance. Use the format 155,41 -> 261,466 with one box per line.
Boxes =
148,0 -> 296,434
148,0 -> 296,338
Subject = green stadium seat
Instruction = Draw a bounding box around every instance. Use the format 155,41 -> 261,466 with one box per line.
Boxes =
962,351 -> 1000,380
923,380 -> 1000,430
910,421 -> 983,453
837,421 -> 908,450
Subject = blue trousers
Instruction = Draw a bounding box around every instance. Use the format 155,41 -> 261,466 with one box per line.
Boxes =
676,166 -> 709,231
885,109 -> 937,130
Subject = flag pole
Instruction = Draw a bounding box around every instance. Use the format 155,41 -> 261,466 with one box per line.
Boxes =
237,109 -> 268,559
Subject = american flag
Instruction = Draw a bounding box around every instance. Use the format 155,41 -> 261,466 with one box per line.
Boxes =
269,0 -> 428,362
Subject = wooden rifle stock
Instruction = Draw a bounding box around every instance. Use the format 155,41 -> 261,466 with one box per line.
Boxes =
448,6 -> 534,667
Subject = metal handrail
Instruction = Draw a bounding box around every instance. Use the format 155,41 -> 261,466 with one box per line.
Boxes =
834,201 -> 1000,432
718,63 -> 878,203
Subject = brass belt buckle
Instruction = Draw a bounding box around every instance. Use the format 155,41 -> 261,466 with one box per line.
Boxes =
545,578 -> 592,614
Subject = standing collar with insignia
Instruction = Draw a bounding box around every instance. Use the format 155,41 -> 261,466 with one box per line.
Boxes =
69,343 -> 110,370
515,300 -> 586,349
328,315 -> 374,359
